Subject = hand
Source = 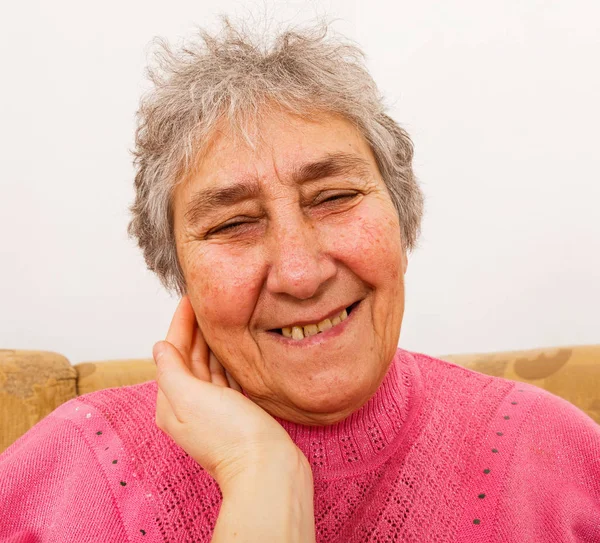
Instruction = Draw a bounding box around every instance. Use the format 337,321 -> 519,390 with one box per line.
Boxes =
153,295 -> 304,492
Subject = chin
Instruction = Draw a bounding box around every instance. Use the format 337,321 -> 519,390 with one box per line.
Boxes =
284,364 -> 381,422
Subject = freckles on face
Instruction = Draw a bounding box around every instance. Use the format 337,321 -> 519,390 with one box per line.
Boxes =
332,195 -> 402,292
334,195 -> 404,356
183,244 -> 264,332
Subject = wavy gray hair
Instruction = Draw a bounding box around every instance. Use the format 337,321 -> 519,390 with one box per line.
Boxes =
128,16 -> 424,296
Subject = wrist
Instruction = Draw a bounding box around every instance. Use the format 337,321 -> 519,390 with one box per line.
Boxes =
213,447 -> 315,543
220,444 -> 312,498
216,444 -> 312,496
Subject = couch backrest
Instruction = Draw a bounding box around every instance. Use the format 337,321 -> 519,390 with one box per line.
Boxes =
1,345 -> 598,453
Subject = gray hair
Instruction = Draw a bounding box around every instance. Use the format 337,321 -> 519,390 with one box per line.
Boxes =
128,15 -> 424,296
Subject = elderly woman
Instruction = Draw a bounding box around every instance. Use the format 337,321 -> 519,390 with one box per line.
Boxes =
1,17 -> 599,543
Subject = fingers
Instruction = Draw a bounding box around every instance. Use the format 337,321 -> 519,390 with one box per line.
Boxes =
159,295 -> 241,392
209,351 -> 229,387
153,340 -> 196,401
166,295 -> 212,383
225,369 -> 243,392
189,323 -> 211,382
210,352 -> 243,392
165,296 -> 196,364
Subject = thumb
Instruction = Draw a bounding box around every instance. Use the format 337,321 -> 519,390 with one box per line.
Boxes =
153,340 -> 198,400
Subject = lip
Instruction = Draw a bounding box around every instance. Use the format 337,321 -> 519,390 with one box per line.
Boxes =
265,299 -> 363,348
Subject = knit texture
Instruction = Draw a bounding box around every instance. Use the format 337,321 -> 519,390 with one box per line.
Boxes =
1,348 -> 599,542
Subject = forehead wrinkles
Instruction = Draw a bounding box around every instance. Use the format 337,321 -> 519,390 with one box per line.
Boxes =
179,111 -> 377,226
182,150 -> 373,226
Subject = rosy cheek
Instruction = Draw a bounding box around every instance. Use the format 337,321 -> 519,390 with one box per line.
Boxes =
187,250 -> 262,328
332,211 -> 401,282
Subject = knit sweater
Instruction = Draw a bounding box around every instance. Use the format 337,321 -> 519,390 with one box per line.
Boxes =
1,348 -> 599,542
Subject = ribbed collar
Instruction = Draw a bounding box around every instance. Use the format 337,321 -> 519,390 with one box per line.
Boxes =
271,349 -> 422,480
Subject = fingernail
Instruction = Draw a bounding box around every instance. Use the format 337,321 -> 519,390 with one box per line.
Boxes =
153,342 -> 166,362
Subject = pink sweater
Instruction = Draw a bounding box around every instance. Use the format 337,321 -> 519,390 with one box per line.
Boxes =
1,348 -> 599,542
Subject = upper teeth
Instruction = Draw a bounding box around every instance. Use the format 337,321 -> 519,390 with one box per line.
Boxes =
281,308 -> 348,340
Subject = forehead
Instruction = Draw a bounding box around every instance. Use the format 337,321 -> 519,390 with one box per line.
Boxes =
171,110 -> 383,231
185,110 -> 377,192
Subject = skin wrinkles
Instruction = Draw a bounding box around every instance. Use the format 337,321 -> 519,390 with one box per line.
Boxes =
182,151 -> 373,228
173,109 -> 408,425
181,176 -> 375,243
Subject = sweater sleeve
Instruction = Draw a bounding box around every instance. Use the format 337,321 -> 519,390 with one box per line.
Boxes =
494,389 -> 600,542
0,402 -> 129,542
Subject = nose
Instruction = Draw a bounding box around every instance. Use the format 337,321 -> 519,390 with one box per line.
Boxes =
265,215 -> 337,299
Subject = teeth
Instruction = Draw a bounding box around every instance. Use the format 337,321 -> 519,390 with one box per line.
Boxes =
303,324 -> 319,337
317,318 -> 332,332
281,307 -> 353,340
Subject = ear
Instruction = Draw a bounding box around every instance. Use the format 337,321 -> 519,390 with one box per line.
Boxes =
401,250 -> 408,275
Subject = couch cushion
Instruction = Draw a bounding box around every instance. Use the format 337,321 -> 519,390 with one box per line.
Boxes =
0,349 -> 77,453
75,359 -> 156,396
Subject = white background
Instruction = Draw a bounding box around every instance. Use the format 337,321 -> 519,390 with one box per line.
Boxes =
1,0 -> 598,364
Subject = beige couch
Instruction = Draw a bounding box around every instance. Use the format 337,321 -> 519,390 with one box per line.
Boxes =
1,345 -> 598,454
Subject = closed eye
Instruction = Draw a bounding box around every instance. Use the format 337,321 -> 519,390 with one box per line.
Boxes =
208,192 -> 359,236
209,219 -> 256,235
316,191 -> 359,205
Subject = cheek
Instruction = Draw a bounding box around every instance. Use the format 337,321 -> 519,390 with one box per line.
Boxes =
332,209 -> 402,287
185,248 -> 263,329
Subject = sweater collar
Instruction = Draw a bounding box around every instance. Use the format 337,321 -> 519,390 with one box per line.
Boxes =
272,348 -> 420,480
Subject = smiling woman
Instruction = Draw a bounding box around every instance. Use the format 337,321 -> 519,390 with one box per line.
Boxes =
1,14 -> 599,543
170,108 -> 407,425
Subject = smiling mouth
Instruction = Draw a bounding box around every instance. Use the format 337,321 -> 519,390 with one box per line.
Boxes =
270,301 -> 361,340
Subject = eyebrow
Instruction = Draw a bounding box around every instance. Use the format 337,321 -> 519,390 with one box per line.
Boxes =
183,151 -> 372,225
